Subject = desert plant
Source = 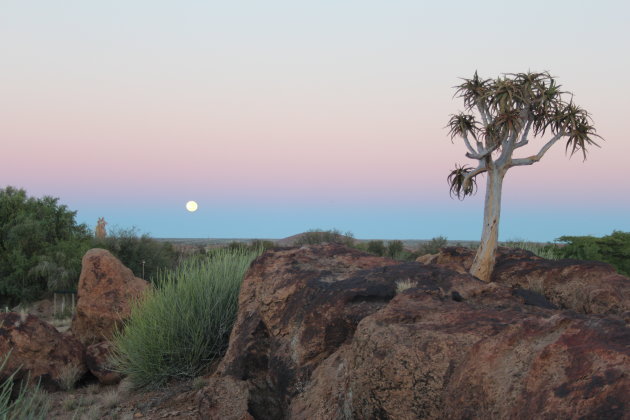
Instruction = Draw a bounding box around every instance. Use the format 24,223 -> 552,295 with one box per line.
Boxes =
555,231 -> 630,276
92,227 -> 177,282
418,236 -> 448,255
386,240 -> 405,259
502,240 -> 560,260
294,229 -> 354,246
110,246 -> 262,389
99,389 -> 121,409
395,279 -> 417,293
446,71 -> 601,281
1,351 -> 50,420
366,240 -> 386,256
57,363 -> 83,391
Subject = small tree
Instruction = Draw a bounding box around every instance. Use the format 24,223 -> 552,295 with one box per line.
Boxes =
446,71 -> 601,281
0,187 -> 91,303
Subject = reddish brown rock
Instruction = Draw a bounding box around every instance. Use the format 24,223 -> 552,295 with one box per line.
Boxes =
85,341 -> 123,385
346,292 -> 629,420
70,248 -> 150,345
418,246 -> 630,317
492,254 -> 630,317
198,244 -> 630,420
196,376 -> 254,420
0,312 -> 87,391
415,246 -> 476,273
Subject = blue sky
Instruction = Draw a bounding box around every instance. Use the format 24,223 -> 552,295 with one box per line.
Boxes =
1,1 -> 629,241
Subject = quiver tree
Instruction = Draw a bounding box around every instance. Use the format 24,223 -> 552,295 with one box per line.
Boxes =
447,71 -> 601,281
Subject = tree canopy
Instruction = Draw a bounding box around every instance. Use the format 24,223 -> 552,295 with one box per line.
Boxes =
0,186 -> 92,304
447,71 -> 601,200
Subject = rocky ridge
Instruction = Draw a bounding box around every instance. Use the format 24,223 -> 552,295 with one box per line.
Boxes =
197,244 -> 630,420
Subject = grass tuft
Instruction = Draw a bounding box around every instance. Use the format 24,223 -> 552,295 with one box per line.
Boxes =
58,363 -> 83,391
396,279 -> 417,293
502,240 -> 560,260
110,246 -> 262,389
1,351 -> 50,420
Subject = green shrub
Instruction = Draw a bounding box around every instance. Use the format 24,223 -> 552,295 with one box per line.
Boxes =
555,231 -> 630,276
0,187 -> 91,305
92,227 -> 178,282
418,236 -> 448,255
226,240 -> 276,252
386,240 -> 404,259
110,246 -> 262,389
249,239 -> 276,251
366,240 -> 386,256
1,352 -> 50,420
502,240 -> 560,260
294,229 -> 354,246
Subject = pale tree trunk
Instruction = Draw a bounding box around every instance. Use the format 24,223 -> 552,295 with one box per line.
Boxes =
470,167 -> 505,282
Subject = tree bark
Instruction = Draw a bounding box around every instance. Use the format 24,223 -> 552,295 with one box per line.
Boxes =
470,167 -> 505,282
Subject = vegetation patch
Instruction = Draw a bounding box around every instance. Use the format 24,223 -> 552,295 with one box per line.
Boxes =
110,246 -> 262,389
1,352 -> 50,419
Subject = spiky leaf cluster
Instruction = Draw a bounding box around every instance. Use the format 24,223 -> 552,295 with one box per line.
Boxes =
451,71 -> 600,157
447,164 -> 477,200
447,71 -> 601,199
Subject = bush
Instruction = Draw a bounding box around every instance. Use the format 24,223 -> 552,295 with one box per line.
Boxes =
294,229 -> 354,246
555,231 -> 630,276
418,236 -> 448,255
0,187 -> 91,305
502,239 -> 560,260
92,227 -> 178,282
226,240 -> 276,253
366,240 -> 386,256
386,240 -> 404,259
110,246 -> 262,389
1,351 -> 50,419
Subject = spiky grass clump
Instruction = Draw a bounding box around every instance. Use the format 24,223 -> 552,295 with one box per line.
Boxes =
502,240 -> 560,260
110,246 -> 262,389
1,352 -> 50,420
395,279 -> 417,293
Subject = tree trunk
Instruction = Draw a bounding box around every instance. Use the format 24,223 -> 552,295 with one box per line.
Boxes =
470,167 -> 505,282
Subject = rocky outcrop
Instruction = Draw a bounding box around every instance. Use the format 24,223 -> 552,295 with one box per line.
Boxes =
0,312 -> 87,391
197,244 -> 630,419
415,246 -> 475,274
417,246 -> 630,317
345,292 -> 628,420
85,341 -> 123,385
71,248 -> 150,345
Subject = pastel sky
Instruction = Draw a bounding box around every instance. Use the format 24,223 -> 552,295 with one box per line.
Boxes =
1,1 -> 629,241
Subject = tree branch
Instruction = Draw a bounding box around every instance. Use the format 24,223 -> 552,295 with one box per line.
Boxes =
463,161 -> 487,189
461,134 -> 477,156
514,119 -> 532,149
466,141 -> 501,161
509,132 -> 564,167
466,162 -> 487,179
497,131 -> 519,166
477,102 -> 493,127
477,101 -> 489,126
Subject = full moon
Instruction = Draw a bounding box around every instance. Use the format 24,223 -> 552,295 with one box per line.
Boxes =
185,201 -> 198,212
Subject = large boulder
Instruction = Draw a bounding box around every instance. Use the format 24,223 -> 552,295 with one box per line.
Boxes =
70,248 -> 150,345
417,246 -> 630,318
197,244 -> 630,419
340,293 -> 628,419
0,312 -> 87,391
